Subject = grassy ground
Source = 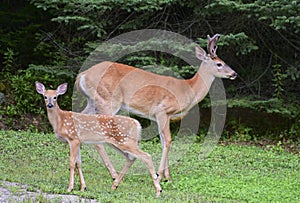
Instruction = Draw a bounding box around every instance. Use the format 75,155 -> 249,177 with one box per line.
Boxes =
0,130 -> 299,202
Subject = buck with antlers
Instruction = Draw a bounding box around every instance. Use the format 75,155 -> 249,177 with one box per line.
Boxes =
75,34 -> 237,182
36,82 -> 162,197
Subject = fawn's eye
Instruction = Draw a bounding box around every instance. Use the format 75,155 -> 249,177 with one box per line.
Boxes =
53,96 -> 57,100
44,96 -> 48,99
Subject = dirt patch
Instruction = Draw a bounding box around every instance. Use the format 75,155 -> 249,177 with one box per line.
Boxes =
0,181 -> 98,203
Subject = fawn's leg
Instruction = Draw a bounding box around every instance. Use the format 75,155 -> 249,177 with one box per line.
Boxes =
127,147 -> 162,197
111,153 -> 135,190
68,140 -> 80,192
76,147 -> 86,191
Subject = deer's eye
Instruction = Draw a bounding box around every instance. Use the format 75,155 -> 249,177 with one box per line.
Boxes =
216,63 -> 223,69
53,96 -> 57,100
44,96 -> 48,99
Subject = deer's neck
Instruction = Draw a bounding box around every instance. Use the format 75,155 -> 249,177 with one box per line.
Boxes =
187,65 -> 215,106
46,107 -> 63,133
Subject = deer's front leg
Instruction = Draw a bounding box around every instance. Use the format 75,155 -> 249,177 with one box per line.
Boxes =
68,140 -> 80,192
156,113 -> 172,182
94,144 -> 118,180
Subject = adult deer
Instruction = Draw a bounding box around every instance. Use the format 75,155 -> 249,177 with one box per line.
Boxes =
36,82 -> 162,197
75,34 -> 237,182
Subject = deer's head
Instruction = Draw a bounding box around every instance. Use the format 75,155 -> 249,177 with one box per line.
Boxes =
36,82 -> 68,109
195,34 -> 237,80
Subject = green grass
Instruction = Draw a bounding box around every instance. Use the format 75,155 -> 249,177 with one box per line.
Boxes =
0,130 -> 299,202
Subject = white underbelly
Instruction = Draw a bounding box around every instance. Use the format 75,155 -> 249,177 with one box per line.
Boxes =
121,104 -> 155,120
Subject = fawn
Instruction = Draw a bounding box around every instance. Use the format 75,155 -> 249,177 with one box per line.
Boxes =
35,82 -> 162,197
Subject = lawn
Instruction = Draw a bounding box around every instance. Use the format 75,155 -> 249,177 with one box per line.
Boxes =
0,130 -> 299,202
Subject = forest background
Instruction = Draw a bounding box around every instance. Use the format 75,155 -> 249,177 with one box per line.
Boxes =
0,0 -> 299,151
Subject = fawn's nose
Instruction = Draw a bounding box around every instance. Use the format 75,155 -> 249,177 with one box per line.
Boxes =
47,103 -> 54,108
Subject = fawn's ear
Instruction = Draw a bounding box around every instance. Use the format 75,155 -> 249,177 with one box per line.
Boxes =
36,81 -> 46,95
57,83 -> 68,95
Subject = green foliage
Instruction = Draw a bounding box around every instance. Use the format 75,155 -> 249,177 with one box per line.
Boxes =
0,48 -> 17,92
228,98 -> 299,118
8,66 -> 75,115
0,1 -> 51,67
287,66 -> 300,81
30,0 -> 175,38
205,0 -> 300,33
223,120 -> 254,142
197,32 -> 259,56
125,53 -> 195,79
225,98 -> 300,141
251,0 -> 300,32
272,63 -> 287,100
2,48 -> 16,71
83,37 -> 200,79
0,130 -> 299,202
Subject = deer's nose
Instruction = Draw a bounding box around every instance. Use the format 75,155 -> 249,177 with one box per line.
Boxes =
230,72 -> 238,80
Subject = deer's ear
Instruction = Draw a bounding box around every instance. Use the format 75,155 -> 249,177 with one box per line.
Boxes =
36,81 -> 46,95
195,46 -> 208,61
57,83 -> 68,95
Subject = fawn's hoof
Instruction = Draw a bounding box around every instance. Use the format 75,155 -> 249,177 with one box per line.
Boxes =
157,173 -> 163,182
155,190 -> 162,198
163,178 -> 172,183
111,184 -> 118,190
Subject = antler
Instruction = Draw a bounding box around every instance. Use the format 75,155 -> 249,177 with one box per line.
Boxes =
207,34 -> 221,58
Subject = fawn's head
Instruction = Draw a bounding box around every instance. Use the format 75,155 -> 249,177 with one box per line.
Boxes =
36,82 -> 68,109
195,34 -> 237,80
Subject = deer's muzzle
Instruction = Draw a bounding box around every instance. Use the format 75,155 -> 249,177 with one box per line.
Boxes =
229,72 -> 238,80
